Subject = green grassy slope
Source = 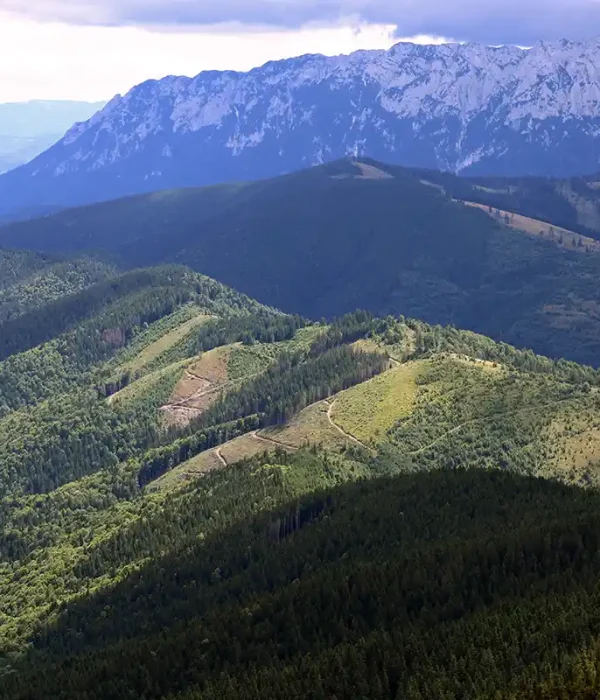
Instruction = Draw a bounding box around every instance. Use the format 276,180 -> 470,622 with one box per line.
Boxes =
162,315 -> 600,490
4,160 -> 600,366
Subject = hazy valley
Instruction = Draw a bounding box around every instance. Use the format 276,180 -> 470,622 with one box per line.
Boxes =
0,100 -> 104,175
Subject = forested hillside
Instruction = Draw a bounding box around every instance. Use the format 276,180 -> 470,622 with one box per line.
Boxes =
4,159 -> 600,366
413,164 -> 600,240
0,249 -> 114,322
4,262 -> 600,698
8,468 -> 600,700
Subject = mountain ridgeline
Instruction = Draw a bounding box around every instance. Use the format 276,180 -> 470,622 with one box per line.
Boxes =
4,158 -> 600,366
4,260 -> 600,698
4,67 -> 600,695
2,39 -> 600,215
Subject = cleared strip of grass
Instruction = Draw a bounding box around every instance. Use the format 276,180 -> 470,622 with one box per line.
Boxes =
462,200 -> 600,254
109,360 -> 188,406
123,313 -> 212,374
148,431 -> 288,493
543,401 -> 600,485
268,401 -> 350,450
147,448 -> 225,492
331,362 -> 421,444
161,348 -> 232,428
227,345 -> 275,381
150,399 -> 352,493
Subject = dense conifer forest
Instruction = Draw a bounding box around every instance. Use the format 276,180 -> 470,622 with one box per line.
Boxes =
7,463 -> 600,700
4,259 -> 600,698
6,159 -> 600,365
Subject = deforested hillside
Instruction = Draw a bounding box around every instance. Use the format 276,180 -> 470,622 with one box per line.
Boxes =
4,271 -> 600,698
408,164 -> 600,241
4,159 -> 600,366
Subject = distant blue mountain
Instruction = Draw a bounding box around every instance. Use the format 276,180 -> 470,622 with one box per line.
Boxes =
2,39 -> 600,217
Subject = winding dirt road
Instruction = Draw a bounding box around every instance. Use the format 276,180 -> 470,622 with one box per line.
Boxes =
250,431 -> 299,451
215,448 -> 228,469
324,399 -> 372,451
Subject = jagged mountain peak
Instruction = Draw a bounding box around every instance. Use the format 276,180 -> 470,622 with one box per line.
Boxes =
51,37 -> 600,144
3,38 -> 600,216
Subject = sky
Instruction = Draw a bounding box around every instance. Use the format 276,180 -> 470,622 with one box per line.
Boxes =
2,1 -> 600,103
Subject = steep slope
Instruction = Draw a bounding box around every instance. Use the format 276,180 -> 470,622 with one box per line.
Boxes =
155,314 -> 600,492
5,299 -> 600,698
0,264 -> 283,492
4,159 -> 600,365
2,39 -> 600,216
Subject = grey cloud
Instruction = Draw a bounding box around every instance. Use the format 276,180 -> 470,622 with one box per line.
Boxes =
6,0 -> 600,45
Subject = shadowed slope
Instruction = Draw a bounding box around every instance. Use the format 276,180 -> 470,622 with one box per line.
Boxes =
5,160 -> 600,364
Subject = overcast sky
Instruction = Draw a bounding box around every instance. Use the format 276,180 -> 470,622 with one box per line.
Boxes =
2,1 -> 600,103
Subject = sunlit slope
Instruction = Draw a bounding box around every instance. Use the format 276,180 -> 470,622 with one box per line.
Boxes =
152,317 -> 600,493
5,283 -> 600,699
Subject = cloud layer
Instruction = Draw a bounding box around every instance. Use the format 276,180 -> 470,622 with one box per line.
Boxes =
0,10 -> 397,101
5,0 -> 600,45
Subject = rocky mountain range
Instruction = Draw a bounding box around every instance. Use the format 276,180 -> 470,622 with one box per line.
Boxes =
2,38 -> 600,215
